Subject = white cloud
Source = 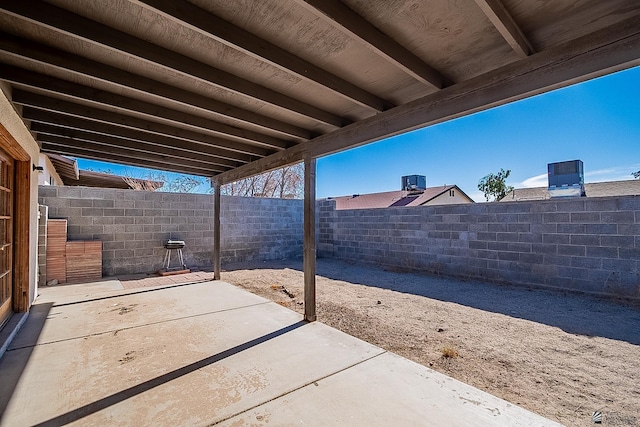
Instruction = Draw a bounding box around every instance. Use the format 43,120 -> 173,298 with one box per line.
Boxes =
515,164 -> 640,190
585,165 -> 640,183
518,173 -> 547,188
468,190 -> 487,203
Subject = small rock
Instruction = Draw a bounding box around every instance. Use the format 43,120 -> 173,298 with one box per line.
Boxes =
437,328 -> 445,333
377,300 -> 382,305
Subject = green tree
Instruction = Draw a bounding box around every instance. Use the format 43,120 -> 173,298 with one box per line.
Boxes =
478,169 -> 514,202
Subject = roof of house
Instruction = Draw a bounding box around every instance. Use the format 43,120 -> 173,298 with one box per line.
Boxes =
328,185 -> 473,210
500,180 -> 640,201
72,170 -> 164,190
47,154 -> 163,190
47,153 -> 79,182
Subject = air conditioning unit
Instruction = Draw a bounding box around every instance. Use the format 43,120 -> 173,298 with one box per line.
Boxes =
548,160 -> 584,198
401,175 -> 426,192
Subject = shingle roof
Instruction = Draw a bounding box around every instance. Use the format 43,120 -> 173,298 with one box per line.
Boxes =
47,153 -> 79,181
329,185 -> 471,210
500,180 -> 640,201
72,170 -> 164,190
47,154 -> 163,190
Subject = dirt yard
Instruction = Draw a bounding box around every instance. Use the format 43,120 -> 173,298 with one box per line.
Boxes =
221,258 -> 640,427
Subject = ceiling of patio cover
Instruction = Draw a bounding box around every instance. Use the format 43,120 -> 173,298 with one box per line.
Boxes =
0,0 -> 638,183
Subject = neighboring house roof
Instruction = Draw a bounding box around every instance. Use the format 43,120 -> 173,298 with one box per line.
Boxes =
72,170 -> 164,190
48,154 -> 79,181
329,185 -> 473,210
46,154 -> 163,190
500,180 -> 640,201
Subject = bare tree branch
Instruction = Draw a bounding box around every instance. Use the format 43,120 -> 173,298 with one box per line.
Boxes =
220,163 -> 303,198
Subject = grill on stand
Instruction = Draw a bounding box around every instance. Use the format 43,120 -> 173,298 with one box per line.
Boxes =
162,240 -> 187,272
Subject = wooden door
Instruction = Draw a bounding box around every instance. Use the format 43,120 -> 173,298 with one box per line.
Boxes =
0,148 -> 13,328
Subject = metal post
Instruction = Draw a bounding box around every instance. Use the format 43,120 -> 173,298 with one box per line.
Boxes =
303,157 -> 316,322
213,179 -> 221,280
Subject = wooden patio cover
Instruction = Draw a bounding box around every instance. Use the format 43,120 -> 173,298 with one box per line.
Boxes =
1,0 -> 639,320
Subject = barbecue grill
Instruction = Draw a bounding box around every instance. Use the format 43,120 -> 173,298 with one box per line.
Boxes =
163,240 -> 186,271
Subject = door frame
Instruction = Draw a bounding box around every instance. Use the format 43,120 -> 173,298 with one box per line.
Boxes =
0,124 -> 31,315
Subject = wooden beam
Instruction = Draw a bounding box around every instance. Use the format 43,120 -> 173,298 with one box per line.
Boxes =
39,136 -> 221,174
31,123 -> 230,172
14,93 -> 260,163
0,31 -> 312,140
214,16 -> 640,184
13,160 -> 30,312
0,0 -> 347,128
136,0 -> 392,112
473,0 -> 534,57
303,157 -> 316,322
212,180 -> 221,281
23,109 -> 243,168
0,66 -> 290,152
0,123 -> 30,162
40,143 -> 216,176
296,0 -> 447,89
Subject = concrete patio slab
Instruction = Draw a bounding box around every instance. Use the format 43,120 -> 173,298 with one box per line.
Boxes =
218,351 -> 554,427
0,280 -> 561,426
37,278 -> 125,301
9,281 -> 269,349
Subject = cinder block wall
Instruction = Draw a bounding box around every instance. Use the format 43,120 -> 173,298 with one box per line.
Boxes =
318,196 -> 640,299
39,186 -> 303,276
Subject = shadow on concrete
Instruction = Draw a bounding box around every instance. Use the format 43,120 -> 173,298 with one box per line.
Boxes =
226,259 -> 640,345
0,303 -> 52,421
52,279 -> 212,308
30,321 -> 306,427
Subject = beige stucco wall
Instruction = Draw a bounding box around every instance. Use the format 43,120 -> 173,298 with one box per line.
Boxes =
0,83 -> 42,308
423,188 -> 474,206
37,153 -> 64,186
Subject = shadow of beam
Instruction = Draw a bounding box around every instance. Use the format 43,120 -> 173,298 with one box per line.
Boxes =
52,279 -> 213,308
32,321 -> 307,427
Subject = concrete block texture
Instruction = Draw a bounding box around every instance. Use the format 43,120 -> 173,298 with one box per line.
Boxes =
40,187 -> 303,276
40,186 -> 640,300
316,196 -> 640,301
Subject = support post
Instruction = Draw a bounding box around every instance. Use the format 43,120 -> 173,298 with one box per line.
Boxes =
303,157 -> 316,322
213,178 -> 221,281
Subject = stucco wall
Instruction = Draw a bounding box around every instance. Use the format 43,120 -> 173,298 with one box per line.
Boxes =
424,189 -> 473,206
318,196 -> 640,300
37,153 -> 64,187
38,186 -> 303,276
1,83 -> 42,307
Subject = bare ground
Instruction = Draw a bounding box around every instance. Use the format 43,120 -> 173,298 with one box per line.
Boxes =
220,258 -> 640,427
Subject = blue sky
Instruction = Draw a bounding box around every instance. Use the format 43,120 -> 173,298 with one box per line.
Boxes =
78,65 -> 640,201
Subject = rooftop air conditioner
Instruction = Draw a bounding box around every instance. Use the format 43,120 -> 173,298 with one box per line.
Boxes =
548,160 -> 584,198
401,175 -> 426,192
